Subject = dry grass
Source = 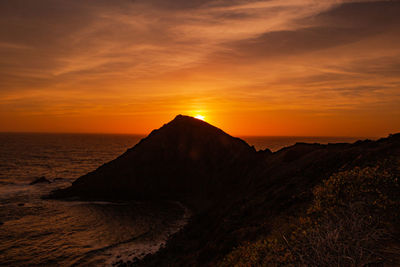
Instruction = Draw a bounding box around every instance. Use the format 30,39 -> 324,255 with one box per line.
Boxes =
288,204 -> 390,266
220,161 -> 400,267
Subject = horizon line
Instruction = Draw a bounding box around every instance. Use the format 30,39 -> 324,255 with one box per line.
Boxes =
0,130 -> 380,139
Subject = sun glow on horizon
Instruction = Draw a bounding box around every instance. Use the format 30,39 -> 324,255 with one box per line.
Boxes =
195,114 -> 205,121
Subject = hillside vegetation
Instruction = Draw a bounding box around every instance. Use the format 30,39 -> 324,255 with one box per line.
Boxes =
221,160 -> 400,266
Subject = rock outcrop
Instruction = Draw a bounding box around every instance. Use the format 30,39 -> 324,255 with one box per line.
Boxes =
45,115 -> 400,266
47,115 -> 259,210
30,176 -> 51,185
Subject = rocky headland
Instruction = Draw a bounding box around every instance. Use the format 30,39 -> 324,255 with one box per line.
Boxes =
46,115 -> 400,266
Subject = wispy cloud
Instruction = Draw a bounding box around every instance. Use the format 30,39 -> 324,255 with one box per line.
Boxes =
0,0 -> 399,135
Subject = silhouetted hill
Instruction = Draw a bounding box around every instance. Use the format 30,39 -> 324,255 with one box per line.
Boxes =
47,115 -> 258,210
46,116 -> 400,266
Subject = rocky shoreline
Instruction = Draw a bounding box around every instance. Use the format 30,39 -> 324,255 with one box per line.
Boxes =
46,116 -> 400,266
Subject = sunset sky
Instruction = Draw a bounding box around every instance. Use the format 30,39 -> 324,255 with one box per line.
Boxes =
1,0 -> 399,136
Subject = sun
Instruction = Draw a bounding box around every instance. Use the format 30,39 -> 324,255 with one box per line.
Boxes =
194,114 -> 205,121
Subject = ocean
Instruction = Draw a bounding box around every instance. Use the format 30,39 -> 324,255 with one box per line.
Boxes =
0,133 -> 363,266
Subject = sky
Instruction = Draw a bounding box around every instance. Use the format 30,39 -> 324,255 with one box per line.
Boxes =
0,0 -> 399,136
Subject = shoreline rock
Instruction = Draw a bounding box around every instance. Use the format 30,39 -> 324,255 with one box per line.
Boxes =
29,176 -> 51,185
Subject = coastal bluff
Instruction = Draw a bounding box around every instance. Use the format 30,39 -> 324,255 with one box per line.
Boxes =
46,115 -> 400,266
46,115 -> 259,210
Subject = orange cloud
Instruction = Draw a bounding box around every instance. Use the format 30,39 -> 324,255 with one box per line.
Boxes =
0,1 -> 399,136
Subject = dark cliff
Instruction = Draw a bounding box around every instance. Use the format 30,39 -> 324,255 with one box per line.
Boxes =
46,116 -> 400,266
47,115 -> 259,210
